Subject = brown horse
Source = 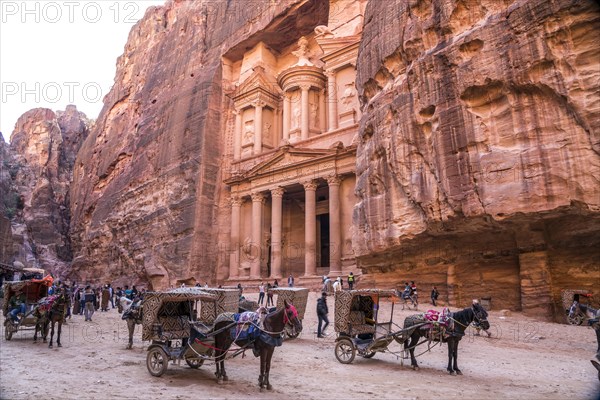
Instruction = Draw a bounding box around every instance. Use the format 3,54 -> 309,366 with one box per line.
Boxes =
34,290 -> 68,348
212,300 -> 302,391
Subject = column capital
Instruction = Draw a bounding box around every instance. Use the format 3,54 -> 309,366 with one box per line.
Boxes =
233,107 -> 242,115
299,84 -> 311,91
325,69 -> 337,79
230,196 -> 243,207
326,175 -> 342,186
303,180 -> 318,191
251,192 -> 266,203
271,187 -> 285,198
253,100 -> 266,108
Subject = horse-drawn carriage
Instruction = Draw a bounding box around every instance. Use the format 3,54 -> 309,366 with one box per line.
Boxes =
333,289 -> 490,374
561,289 -> 597,325
141,286 -> 302,390
141,287 -> 239,376
2,277 -> 52,340
333,289 -> 421,364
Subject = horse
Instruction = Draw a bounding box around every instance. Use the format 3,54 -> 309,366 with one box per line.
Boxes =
403,300 -> 490,374
119,296 -> 143,349
212,300 -> 302,391
569,301 -> 600,361
34,290 -> 69,348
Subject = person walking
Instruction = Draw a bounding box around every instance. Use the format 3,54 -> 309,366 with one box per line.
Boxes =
83,285 -> 96,322
410,281 -> 418,306
288,274 -> 294,287
316,292 -> 329,338
347,272 -> 355,290
431,286 -> 439,306
266,283 -> 274,307
258,282 -> 265,305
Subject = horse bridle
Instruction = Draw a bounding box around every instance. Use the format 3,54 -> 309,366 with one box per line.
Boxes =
283,305 -> 299,326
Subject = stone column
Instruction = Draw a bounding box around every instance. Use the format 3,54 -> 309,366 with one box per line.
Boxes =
303,180 -> 317,276
270,187 -> 284,279
326,70 -> 338,132
300,85 -> 310,140
229,196 -> 242,279
250,192 -> 265,279
282,93 -> 291,142
319,89 -> 327,133
254,102 -> 264,154
327,176 -> 342,276
233,109 -> 242,160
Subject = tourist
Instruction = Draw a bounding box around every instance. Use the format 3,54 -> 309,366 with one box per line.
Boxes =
316,292 -> 329,338
8,290 -> 27,322
108,284 -> 115,309
266,283 -> 274,307
288,274 -> 294,287
333,277 -> 342,292
101,285 -> 110,311
411,281 -> 418,306
258,282 -> 265,305
431,286 -> 439,306
347,272 -> 355,290
83,285 -> 96,322
273,279 -> 279,288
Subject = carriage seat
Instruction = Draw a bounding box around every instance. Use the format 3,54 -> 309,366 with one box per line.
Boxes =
157,316 -> 190,340
348,311 -> 375,336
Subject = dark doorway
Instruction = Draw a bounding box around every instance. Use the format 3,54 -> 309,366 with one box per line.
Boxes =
318,214 -> 330,268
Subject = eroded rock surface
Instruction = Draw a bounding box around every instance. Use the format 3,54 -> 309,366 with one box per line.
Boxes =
8,106 -> 90,275
354,0 -> 600,319
68,0 -> 328,288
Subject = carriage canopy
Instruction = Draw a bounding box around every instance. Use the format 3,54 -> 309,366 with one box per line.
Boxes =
270,287 -> 309,319
2,277 -> 53,316
334,289 -> 399,334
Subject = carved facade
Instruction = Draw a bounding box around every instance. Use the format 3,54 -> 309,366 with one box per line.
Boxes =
222,4 -> 366,282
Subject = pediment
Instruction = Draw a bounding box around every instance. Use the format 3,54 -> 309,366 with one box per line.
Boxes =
234,66 -> 279,100
316,35 -> 361,58
246,146 -> 336,177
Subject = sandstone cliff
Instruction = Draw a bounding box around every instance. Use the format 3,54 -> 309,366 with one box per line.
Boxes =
354,0 -> 600,319
68,0 -> 328,288
8,106 -> 90,275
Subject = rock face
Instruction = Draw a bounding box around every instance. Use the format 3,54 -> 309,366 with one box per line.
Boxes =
68,0 -> 328,288
8,106 -> 90,275
353,0 -> 600,320
0,135 -> 15,264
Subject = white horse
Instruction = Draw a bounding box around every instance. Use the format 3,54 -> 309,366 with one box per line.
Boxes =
118,296 -> 142,349
569,301 -> 600,361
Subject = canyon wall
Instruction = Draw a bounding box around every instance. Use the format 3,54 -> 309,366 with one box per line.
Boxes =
6,106 -> 90,275
353,0 -> 600,319
68,0 -> 328,288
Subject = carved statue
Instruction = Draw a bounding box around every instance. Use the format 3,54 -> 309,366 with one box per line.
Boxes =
292,36 -> 313,66
341,82 -> 357,111
264,122 -> 271,136
314,25 -> 334,38
310,102 -> 319,127
243,122 -> 254,144
292,106 -> 301,129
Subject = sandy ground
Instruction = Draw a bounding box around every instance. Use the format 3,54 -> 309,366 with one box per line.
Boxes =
1,291 -> 599,400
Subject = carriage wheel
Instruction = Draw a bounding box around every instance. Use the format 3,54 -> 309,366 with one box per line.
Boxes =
567,314 -> 583,326
185,356 -> 204,369
362,350 -> 376,359
146,347 -> 169,377
5,325 -> 13,340
284,324 -> 301,339
335,338 -> 356,364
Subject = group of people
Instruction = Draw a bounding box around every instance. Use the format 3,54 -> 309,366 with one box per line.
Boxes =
400,281 -> 440,307
70,283 -> 145,322
257,280 -> 279,307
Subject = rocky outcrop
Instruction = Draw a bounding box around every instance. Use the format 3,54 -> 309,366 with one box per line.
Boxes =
68,0 -> 328,288
354,0 -> 600,320
9,106 -> 90,275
